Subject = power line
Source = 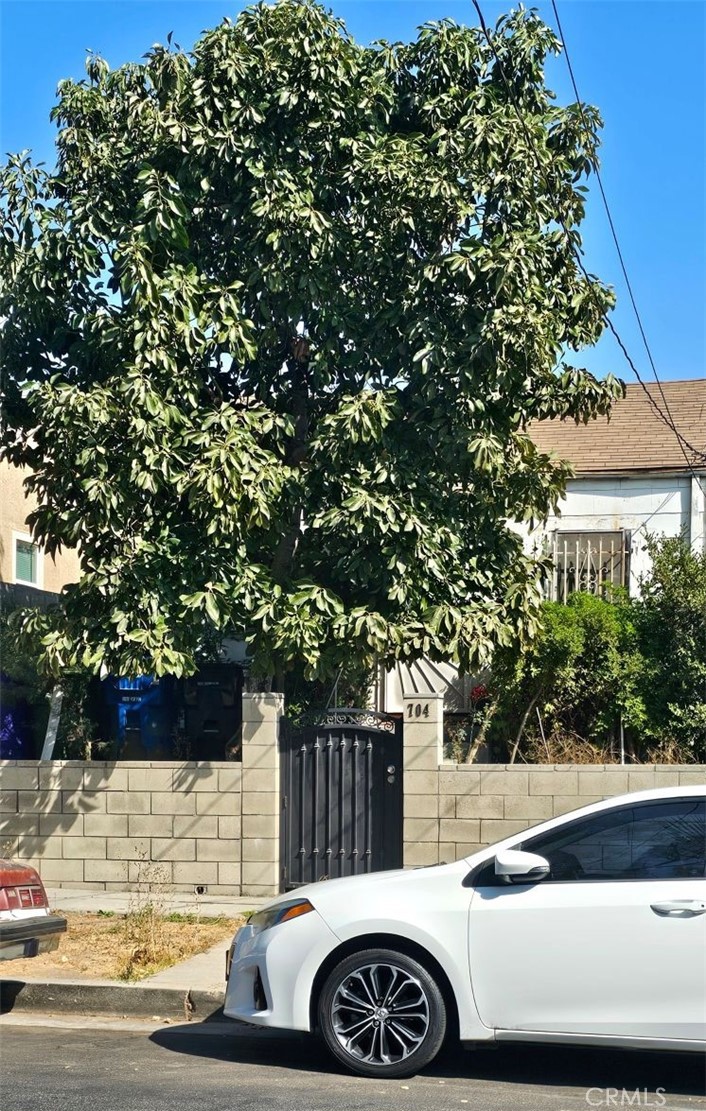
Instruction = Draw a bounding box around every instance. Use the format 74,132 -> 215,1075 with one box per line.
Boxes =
469,0 -> 706,483
548,0 -> 706,473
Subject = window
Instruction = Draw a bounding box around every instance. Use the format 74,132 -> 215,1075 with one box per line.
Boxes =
13,533 -> 42,588
521,799 -> 706,882
546,530 -> 630,602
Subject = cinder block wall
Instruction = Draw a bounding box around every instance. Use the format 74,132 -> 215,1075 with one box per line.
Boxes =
0,761 -> 243,894
405,763 -> 706,867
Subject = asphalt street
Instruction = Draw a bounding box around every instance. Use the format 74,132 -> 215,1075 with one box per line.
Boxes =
0,1018 -> 704,1111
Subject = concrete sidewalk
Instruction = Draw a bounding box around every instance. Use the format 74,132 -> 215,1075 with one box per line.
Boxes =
0,886 -> 271,1021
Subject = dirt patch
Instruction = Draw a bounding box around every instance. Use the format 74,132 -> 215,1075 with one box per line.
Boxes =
6,910 -> 244,982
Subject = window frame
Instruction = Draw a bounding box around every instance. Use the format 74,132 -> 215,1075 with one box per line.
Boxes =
548,527 -> 631,602
12,530 -> 43,589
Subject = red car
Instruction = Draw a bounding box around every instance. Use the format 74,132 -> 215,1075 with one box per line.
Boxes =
0,860 -> 67,961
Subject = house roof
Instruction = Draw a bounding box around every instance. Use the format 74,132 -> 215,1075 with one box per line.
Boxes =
529,379 -> 706,475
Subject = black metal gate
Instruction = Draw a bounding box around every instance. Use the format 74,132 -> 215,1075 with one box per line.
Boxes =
280,709 -> 403,891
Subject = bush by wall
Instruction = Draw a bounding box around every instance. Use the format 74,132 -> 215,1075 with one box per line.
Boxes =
482,536 -> 706,764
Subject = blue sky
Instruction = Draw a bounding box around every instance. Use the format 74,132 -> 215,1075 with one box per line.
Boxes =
1,1 -> 704,383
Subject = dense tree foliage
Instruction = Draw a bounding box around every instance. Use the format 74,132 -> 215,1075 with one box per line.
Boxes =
1,1 -> 621,685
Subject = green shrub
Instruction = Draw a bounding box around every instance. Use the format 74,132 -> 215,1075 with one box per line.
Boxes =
487,534 -> 706,763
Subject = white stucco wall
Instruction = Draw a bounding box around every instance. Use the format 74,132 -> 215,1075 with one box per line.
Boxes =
540,474 -> 699,593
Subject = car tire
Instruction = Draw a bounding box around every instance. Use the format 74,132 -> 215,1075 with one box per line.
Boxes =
318,947 -> 447,1079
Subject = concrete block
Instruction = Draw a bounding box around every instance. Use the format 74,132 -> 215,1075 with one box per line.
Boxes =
2,766 -> 39,790
106,792 -> 151,815
18,836 -> 62,858
107,838 -> 150,861
65,790 -> 107,814
0,791 -> 18,814
17,790 -> 63,814
554,795 -> 601,816
38,814 -> 83,836
404,795 -> 439,819
84,859 -> 129,884
404,770 -> 439,796
528,771 -> 577,796
577,770 -> 627,795
403,817 -> 439,843
453,843 -> 483,860
128,815 -> 174,838
241,838 -> 278,864
503,796 -> 553,820
242,745 -> 277,772
241,814 -> 277,840
218,817 -> 241,840
404,746 -> 442,772
652,769 -> 682,787
679,769 -> 706,785
403,843 -> 440,868
196,839 -> 238,862
0,815 -> 39,837
241,860 -> 278,889
241,693 -> 283,726
218,863 -> 242,888
173,816 -> 219,839
151,838 -> 196,862
39,767 -> 83,791
84,814 -> 129,838
627,771 -> 657,792
127,768 -> 174,793
151,792 -> 196,815
480,819 -> 529,844
82,767 -> 129,792
196,793 -> 241,816
33,858 -> 83,883
242,768 -> 278,793
437,842 -> 457,863
218,767 -> 243,792
171,766 -> 219,792
241,792 -> 276,816
62,837 -> 107,859
480,770 -> 530,796
456,795 -> 504,819
439,795 -> 456,819
439,819 -> 480,843
439,770 -> 480,795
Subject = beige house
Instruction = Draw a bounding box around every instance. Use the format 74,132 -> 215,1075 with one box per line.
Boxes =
0,460 -> 80,598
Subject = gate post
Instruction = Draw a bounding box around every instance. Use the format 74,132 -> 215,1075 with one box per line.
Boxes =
241,692 -> 284,897
402,692 -> 443,868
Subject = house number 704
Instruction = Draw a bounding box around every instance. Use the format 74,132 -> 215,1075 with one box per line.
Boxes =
407,702 -> 430,719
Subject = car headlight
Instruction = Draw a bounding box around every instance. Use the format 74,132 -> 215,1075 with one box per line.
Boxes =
247,898 -> 314,937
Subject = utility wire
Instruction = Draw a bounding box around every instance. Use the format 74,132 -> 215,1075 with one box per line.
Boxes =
549,0 -> 706,473
469,0 -> 706,482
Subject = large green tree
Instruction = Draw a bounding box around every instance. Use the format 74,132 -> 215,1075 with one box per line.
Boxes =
1,1 -> 621,685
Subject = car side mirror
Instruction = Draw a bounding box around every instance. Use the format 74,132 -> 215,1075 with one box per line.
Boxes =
494,849 -> 550,884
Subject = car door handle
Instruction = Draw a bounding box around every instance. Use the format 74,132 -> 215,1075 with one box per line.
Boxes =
650,900 -> 706,917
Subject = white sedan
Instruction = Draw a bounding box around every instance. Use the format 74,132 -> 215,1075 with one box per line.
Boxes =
224,786 -> 706,1078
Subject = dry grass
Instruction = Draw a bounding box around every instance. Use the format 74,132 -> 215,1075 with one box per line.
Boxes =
5,909 -> 244,982
522,730 -> 620,764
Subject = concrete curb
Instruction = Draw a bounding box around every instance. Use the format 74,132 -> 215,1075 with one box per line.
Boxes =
0,978 -> 230,1022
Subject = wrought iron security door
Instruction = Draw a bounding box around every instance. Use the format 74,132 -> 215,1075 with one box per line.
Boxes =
280,709 -> 403,891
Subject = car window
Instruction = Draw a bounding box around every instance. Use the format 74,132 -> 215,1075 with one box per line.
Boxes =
520,799 -> 706,882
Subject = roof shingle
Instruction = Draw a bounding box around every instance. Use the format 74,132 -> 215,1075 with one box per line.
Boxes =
529,379 -> 706,474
